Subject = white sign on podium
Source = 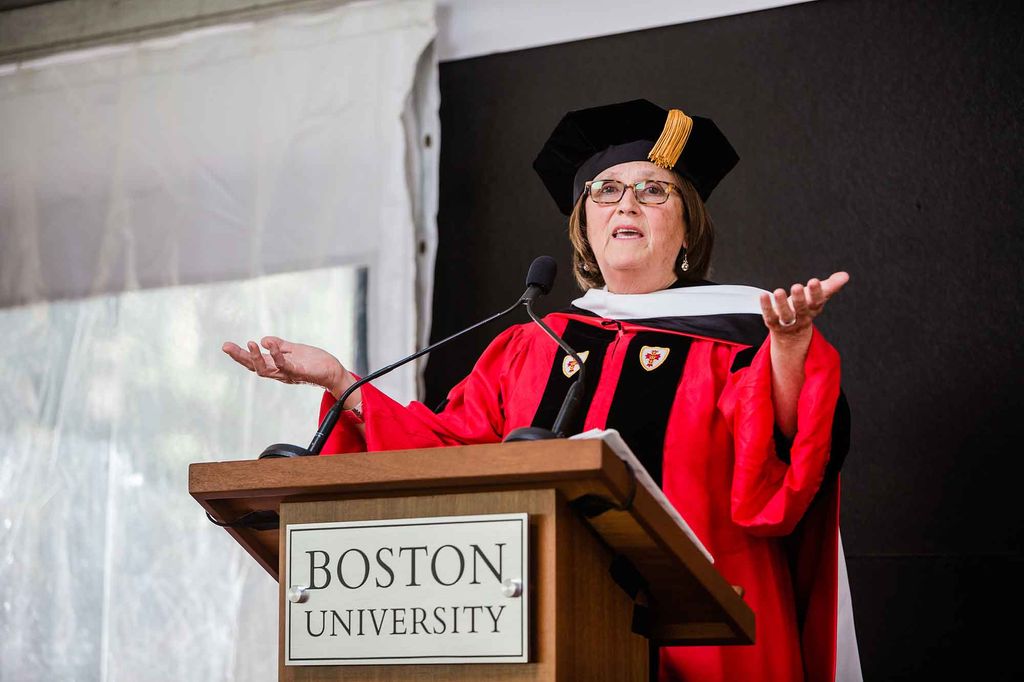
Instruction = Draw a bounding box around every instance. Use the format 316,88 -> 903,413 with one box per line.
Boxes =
284,513 -> 528,666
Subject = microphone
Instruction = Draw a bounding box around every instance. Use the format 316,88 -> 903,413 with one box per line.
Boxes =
522,254 -> 556,303
258,256 -> 558,459
503,261 -> 587,443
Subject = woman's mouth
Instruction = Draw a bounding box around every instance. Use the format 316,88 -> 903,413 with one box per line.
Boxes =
611,226 -> 644,240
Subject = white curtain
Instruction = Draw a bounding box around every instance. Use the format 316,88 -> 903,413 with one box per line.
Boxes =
0,0 -> 439,679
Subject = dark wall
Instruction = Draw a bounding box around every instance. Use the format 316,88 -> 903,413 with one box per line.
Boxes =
426,0 -> 1024,678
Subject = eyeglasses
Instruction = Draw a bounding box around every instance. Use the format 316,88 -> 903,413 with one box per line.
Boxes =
584,179 -> 680,205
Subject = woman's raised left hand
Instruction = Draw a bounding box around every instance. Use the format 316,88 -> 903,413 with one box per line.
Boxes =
759,271 -> 850,337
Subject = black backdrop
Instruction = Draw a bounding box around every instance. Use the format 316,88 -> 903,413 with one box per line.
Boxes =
423,0 -> 1023,678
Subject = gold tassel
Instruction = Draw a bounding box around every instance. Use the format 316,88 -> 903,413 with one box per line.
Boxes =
647,109 -> 693,169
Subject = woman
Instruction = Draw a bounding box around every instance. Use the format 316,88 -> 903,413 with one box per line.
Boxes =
224,99 -> 854,681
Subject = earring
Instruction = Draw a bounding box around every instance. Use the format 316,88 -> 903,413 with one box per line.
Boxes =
679,254 -> 689,272
582,263 -> 591,272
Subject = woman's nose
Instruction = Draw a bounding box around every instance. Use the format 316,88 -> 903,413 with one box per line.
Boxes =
617,186 -> 642,213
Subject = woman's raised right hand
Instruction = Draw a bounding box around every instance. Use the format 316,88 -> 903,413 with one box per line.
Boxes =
222,336 -> 355,402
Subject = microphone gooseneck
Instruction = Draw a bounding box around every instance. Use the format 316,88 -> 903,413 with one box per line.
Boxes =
259,297 -> 522,459
502,291 -> 587,442
303,298 -> 522,456
504,254 -> 590,442
259,256 -> 559,459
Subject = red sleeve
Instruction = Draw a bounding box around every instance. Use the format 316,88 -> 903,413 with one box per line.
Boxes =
718,327 -> 842,536
318,325 -> 525,455
317,391 -> 368,455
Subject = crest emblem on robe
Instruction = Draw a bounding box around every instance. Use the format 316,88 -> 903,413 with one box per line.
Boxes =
562,350 -> 590,378
639,345 -> 670,371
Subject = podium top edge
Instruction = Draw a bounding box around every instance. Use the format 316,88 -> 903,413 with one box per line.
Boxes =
188,438 -> 617,500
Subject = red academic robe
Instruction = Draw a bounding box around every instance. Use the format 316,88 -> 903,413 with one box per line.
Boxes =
318,289 -> 848,682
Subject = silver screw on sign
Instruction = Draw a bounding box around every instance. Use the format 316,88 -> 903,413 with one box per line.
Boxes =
501,578 -> 523,598
287,585 -> 309,604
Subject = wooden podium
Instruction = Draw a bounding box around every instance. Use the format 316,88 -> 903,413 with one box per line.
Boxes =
189,438 -> 753,681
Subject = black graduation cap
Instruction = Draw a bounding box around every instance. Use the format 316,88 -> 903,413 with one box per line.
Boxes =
533,99 -> 739,215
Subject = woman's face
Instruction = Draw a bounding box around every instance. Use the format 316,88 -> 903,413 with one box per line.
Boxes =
584,160 -> 686,294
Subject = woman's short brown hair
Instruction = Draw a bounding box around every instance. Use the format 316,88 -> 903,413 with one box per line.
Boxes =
567,174 -> 715,290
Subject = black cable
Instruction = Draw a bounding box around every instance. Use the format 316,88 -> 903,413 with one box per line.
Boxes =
205,510 -> 279,531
